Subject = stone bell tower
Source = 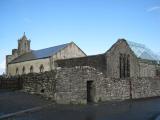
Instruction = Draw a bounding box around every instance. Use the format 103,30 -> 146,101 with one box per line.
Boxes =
18,32 -> 31,55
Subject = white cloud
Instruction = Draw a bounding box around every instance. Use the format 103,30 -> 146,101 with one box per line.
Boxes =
147,6 -> 160,12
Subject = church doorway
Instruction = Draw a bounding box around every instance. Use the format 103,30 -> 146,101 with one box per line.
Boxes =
87,81 -> 94,103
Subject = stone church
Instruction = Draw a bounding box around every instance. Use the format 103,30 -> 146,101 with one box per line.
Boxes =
6,33 -> 160,78
57,39 -> 160,78
5,33 -> 160,104
6,33 -> 86,76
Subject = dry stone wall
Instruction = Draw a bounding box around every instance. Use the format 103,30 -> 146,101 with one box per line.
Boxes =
1,67 -> 160,104
131,77 -> 160,99
103,78 -> 130,101
22,71 -> 57,100
55,66 -> 106,104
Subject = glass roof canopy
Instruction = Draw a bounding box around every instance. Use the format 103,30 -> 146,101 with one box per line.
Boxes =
127,41 -> 160,61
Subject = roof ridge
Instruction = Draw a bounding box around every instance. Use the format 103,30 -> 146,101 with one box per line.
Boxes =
33,43 -> 70,51
9,42 -> 71,64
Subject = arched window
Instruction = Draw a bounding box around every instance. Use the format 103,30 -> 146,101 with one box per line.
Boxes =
119,54 -> 122,78
127,55 -> 130,77
22,66 -> 25,74
119,53 -> 130,78
39,64 -> 44,73
156,69 -> 160,76
16,68 -> 19,75
30,66 -> 33,73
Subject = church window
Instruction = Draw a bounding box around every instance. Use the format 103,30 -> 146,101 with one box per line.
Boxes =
123,54 -> 126,78
22,66 -> 26,74
25,43 -> 27,48
39,64 -> 44,73
119,54 -> 122,78
22,44 -> 25,49
119,53 -> 130,78
16,68 -> 19,75
30,66 -> 34,73
156,69 -> 160,76
127,55 -> 130,77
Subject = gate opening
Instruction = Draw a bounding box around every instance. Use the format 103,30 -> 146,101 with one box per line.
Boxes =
87,81 -> 94,103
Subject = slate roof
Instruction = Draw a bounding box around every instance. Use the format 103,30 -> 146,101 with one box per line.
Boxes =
127,41 -> 160,61
10,43 -> 70,64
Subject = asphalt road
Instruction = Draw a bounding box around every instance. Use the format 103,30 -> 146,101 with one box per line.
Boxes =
12,98 -> 160,120
1,90 -> 160,120
0,90 -> 51,116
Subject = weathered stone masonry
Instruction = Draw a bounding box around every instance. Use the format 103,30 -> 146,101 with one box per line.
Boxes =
2,66 -> 159,104
4,36 -> 160,104
56,54 -> 106,75
20,67 -> 131,104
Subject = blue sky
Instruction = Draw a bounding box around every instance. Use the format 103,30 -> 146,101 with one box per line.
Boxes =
0,0 -> 160,74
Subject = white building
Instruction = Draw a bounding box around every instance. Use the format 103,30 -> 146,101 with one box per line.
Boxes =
6,33 -> 86,76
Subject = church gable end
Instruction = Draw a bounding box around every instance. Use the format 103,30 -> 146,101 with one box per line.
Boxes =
51,42 -> 87,69
105,39 -> 139,78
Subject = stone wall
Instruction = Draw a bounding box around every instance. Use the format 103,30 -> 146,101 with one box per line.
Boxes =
55,54 -> 106,75
55,67 -> 132,104
102,78 -> 130,101
21,67 -> 160,104
131,77 -> 160,99
21,71 -> 57,100
139,61 -> 156,77
1,67 -> 160,104
55,66 -> 106,104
